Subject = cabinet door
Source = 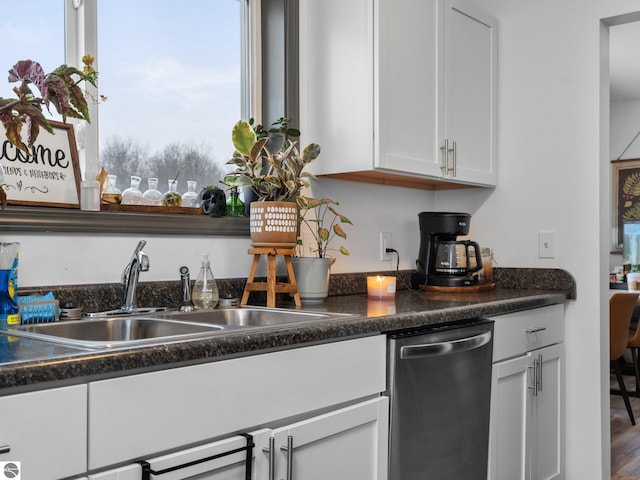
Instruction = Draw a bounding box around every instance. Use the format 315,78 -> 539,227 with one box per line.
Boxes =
529,343 -> 563,480
89,431 -> 271,480
443,0 -> 498,186
377,0 -> 442,178
488,355 -> 528,480
0,384 -> 87,480
262,397 -> 389,480
299,0 -> 374,176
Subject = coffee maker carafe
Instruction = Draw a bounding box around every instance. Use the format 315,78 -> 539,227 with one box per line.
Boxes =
415,212 -> 482,287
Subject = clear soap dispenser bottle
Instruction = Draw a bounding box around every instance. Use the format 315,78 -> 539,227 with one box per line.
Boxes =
192,254 -> 219,309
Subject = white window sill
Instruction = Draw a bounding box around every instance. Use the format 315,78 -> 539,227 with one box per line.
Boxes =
0,206 -> 250,236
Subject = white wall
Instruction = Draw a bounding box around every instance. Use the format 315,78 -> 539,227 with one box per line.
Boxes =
1,180 -> 434,287
438,1 -> 640,479
611,98 -> 640,160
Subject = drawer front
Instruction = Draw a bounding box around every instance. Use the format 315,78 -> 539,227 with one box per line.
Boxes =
0,385 -> 87,480
489,304 -> 564,362
88,335 -> 386,469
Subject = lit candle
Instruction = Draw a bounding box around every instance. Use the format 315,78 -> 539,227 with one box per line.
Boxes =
367,275 -> 396,299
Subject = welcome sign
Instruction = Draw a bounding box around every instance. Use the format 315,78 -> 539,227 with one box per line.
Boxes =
0,120 -> 81,208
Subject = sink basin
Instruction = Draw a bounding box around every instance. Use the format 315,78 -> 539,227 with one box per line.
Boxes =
1,307 -> 356,350
4,317 -> 227,349
154,307 -> 353,327
83,307 -> 169,318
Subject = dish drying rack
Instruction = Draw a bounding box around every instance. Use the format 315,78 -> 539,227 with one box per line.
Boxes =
17,293 -> 60,324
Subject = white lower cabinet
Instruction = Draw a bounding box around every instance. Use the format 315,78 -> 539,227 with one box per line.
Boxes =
0,384 -> 87,480
88,430 -> 272,480
262,397 -> 389,480
488,305 -> 564,480
86,336 -> 388,479
89,397 -> 388,480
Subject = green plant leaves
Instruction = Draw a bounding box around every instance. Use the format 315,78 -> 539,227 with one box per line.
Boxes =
232,120 -> 257,156
301,143 -> 321,164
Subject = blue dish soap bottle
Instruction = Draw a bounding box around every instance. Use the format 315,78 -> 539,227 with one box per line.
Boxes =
0,243 -> 20,328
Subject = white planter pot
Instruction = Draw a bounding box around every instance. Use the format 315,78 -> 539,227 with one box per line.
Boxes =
291,257 -> 331,304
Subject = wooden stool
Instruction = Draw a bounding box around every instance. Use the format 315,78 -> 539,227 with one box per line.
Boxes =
241,247 -> 300,307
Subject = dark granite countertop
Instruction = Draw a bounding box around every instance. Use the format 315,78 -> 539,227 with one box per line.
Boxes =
0,287 -> 567,395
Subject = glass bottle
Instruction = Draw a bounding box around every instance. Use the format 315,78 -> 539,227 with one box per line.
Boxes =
477,248 -> 494,284
101,174 -> 122,204
226,186 -> 245,217
162,179 -> 182,207
121,175 -> 144,205
192,254 -> 219,309
142,177 -> 163,206
181,180 -> 199,208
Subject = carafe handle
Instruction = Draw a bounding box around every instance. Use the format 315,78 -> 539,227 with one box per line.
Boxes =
465,241 -> 483,273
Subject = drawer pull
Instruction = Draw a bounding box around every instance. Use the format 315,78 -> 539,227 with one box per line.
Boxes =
0,445 -> 10,454
525,327 -> 546,334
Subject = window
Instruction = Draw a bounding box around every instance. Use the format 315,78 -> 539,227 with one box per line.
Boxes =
2,0 -> 251,197
95,0 -> 246,197
0,0 -> 293,236
0,0 -> 65,122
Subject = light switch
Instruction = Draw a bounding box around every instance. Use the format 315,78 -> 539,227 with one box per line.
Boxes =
538,231 -> 556,258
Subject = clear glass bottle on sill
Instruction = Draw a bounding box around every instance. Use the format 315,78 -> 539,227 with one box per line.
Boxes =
162,179 -> 182,207
121,175 -> 144,205
181,181 -> 199,208
142,177 -> 163,206
101,174 -> 122,205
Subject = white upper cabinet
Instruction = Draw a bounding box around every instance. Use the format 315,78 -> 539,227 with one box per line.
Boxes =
442,0 -> 498,186
300,0 -> 498,189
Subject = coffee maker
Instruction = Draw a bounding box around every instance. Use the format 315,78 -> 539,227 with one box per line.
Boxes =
415,212 -> 482,287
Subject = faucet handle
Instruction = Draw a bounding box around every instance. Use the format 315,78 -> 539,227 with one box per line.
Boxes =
139,253 -> 150,271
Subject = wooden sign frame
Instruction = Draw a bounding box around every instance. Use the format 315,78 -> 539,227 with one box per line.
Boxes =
0,120 -> 81,208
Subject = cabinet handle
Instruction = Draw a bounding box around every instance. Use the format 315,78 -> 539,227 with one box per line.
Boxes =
536,353 -> 543,393
525,327 -> 546,334
440,139 -> 449,174
0,445 -> 9,454
263,437 -> 275,480
528,361 -> 537,396
451,140 -> 457,177
280,435 -> 294,480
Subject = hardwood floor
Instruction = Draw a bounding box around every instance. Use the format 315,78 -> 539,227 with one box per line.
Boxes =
611,372 -> 640,480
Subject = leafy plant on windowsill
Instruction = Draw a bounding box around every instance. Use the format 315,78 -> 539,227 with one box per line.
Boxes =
0,56 -> 98,209
296,196 -> 352,265
223,118 -> 321,202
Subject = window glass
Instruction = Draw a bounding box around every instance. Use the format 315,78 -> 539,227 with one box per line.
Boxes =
0,0 -> 65,123
97,0 -> 242,198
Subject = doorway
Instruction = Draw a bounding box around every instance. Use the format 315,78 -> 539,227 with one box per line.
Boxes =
607,16 -> 640,479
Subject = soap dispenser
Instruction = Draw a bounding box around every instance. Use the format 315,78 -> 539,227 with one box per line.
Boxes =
192,254 -> 219,310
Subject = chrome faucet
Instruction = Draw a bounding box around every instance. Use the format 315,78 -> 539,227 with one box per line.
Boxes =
121,240 -> 150,312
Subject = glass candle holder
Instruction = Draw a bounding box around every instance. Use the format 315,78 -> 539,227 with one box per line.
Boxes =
367,275 -> 396,299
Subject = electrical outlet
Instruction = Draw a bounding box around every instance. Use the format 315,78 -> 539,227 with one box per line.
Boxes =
538,231 -> 556,258
380,232 -> 392,261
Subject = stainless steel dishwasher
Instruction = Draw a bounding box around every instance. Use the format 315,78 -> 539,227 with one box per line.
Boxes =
386,319 -> 494,480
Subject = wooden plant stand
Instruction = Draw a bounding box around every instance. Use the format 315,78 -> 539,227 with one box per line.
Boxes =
241,247 -> 301,307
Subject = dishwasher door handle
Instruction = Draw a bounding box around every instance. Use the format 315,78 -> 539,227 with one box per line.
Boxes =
400,331 -> 492,359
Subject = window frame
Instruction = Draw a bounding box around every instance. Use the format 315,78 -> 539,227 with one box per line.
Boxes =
0,0 -> 261,235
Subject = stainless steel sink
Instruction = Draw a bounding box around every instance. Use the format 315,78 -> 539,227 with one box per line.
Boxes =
4,317 -> 227,349
1,306 -> 356,350
153,307 -> 353,327
83,307 -> 169,318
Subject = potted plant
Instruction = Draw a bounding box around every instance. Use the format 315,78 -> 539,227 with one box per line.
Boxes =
292,195 -> 352,303
224,118 -> 320,246
0,56 -> 98,210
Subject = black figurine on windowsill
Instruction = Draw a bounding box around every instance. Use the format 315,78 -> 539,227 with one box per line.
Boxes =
198,185 -> 227,217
